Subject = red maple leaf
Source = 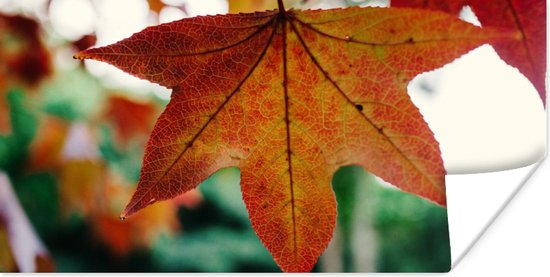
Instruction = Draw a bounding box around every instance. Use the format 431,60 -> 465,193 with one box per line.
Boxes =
75,1 -> 503,271
392,0 -> 547,105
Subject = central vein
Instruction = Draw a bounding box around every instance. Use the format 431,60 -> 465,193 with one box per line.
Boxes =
281,16 -> 298,260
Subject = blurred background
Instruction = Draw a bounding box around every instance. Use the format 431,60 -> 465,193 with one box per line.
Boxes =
1,0 -> 513,272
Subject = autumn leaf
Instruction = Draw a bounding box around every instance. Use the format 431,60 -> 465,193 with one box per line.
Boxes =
392,0 -> 547,105
76,3 -> 498,272
26,116 -> 69,171
104,94 -> 160,146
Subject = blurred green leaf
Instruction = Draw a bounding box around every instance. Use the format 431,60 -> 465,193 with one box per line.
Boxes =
0,89 -> 37,170
373,184 -> 451,272
152,228 -> 277,272
197,168 -> 249,223
42,69 -> 103,121
12,172 -> 59,237
97,125 -> 143,183
332,166 -> 360,271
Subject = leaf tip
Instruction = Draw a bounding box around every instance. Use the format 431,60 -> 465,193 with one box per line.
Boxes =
120,202 -> 136,220
73,51 -> 90,61
120,205 -> 134,220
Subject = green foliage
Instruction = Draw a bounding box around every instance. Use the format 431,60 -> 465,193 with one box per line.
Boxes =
12,172 -> 60,237
97,125 -> 144,183
332,166 -> 359,271
151,168 -> 279,272
331,166 -> 450,272
0,89 -> 37,171
374,184 -> 451,272
47,218 -> 156,272
42,69 -> 103,121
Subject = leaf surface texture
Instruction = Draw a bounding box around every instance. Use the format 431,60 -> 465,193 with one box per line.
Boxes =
76,6 -> 494,272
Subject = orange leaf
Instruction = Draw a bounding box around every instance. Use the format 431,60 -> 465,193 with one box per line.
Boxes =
72,34 -> 97,52
104,94 -> 160,145
93,173 -> 181,256
94,216 -> 135,256
76,5 -> 496,272
58,160 -> 105,216
27,116 -> 69,171
392,0 -> 547,105
148,0 -> 167,14
34,255 -> 55,272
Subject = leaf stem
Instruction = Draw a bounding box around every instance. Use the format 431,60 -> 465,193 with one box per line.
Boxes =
278,0 -> 285,11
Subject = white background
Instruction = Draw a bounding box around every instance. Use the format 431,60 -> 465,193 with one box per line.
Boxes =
448,160 -> 550,275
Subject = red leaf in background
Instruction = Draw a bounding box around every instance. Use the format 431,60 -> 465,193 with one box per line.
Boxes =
72,34 -> 97,52
34,255 -> 55,272
392,0 -> 547,105
94,216 -> 134,256
104,94 -> 160,145
93,173 -> 182,256
27,116 -> 70,171
0,14 -> 52,86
